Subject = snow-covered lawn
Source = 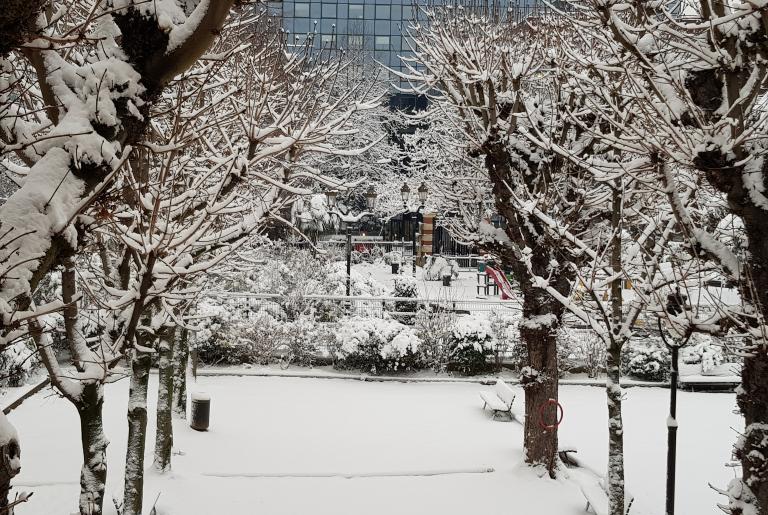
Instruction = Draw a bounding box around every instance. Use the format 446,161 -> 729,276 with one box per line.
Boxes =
9,376 -> 739,514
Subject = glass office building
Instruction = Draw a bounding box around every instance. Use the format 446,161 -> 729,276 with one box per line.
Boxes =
277,0 -> 417,70
268,1 -> 540,90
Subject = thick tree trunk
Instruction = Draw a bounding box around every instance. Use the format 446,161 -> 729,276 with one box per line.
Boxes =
518,289 -> 561,478
173,327 -> 189,419
77,383 -> 108,515
122,350 -> 151,515
606,347 -> 625,515
154,327 -> 175,472
731,203 -> 768,514
734,349 -> 768,513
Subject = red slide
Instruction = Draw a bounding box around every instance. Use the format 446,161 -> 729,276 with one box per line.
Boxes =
485,266 -> 516,300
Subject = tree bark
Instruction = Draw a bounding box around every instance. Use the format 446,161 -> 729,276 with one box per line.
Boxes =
606,347 -> 625,515
122,350 -> 151,515
173,327 -> 190,419
78,383 -> 108,515
154,327 -> 175,472
518,288 -> 561,478
734,349 -> 768,514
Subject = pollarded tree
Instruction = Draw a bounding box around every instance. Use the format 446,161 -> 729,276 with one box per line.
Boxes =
1,3 -> 252,514
559,1 -> 768,511
400,6 -> 606,476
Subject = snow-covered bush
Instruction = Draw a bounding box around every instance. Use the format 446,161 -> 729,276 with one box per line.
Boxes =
392,275 -> 419,324
621,339 -> 669,381
488,310 -> 524,370
383,251 -> 402,265
335,316 -> 422,374
0,340 -> 37,387
422,255 -> 460,281
194,310 -> 328,366
447,315 -> 493,375
415,308 -> 457,372
329,262 -> 389,297
563,329 -> 605,378
681,334 -> 724,373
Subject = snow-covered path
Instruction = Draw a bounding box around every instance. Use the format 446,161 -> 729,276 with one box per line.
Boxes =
7,376 -> 740,514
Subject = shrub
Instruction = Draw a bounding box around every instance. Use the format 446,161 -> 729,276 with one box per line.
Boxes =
0,340 -> 37,387
563,329 -> 605,378
447,316 -> 494,375
681,334 -> 724,373
621,340 -> 669,381
335,316 -> 422,374
415,308 -> 457,372
392,275 -> 419,324
422,256 -> 460,281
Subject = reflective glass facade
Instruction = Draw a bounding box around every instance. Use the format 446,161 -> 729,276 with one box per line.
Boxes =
268,1 -> 541,92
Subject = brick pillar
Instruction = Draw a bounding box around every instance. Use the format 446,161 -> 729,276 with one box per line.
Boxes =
421,214 -> 435,256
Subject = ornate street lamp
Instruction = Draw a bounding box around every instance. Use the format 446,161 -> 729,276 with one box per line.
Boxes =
400,182 -> 411,205
658,287 -> 692,515
365,185 -> 377,210
418,182 -> 428,205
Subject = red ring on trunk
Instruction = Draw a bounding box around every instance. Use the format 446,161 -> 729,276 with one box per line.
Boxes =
538,399 -> 564,430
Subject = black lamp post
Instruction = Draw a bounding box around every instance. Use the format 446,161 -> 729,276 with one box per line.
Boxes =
658,287 -> 691,515
401,182 -> 428,275
326,186 -> 377,297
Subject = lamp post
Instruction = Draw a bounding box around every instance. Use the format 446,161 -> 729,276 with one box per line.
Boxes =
325,186 -> 377,297
401,182 -> 428,275
658,287 -> 691,515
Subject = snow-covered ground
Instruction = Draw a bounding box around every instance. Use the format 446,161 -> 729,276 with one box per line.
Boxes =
352,262 -> 506,301
7,376 -> 739,514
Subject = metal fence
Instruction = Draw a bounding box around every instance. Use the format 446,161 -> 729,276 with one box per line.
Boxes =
204,292 -> 521,319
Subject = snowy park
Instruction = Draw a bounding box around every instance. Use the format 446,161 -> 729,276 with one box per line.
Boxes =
2,1 -> 768,515
8,376 -> 741,515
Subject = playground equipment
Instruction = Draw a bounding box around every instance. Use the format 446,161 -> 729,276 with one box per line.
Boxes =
484,266 -> 516,300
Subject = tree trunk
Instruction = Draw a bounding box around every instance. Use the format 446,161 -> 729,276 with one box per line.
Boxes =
122,350 -> 151,515
731,202 -> 768,514
154,327 -> 175,472
734,349 -> 768,514
606,185 -> 625,515
606,346 -> 625,515
77,383 -> 108,515
518,289 -> 561,478
172,327 -> 189,419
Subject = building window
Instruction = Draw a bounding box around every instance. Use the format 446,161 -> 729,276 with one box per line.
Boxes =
375,35 -> 390,50
321,3 -> 336,18
348,35 -> 364,49
349,4 -> 364,18
294,2 -> 309,17
321,34 -> 337,48
375,5 -> 390,19
402,5 -> 414,20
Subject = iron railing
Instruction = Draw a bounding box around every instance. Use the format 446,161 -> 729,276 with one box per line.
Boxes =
204,292 -> 521,319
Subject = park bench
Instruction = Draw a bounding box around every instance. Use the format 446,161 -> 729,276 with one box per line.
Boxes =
479,380 -> 516,419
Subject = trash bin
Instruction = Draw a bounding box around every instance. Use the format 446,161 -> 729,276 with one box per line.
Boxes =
190,391 -> 210,431
391,263 -> 400,274
442,275 -> 452,286
477,260 -> 486,273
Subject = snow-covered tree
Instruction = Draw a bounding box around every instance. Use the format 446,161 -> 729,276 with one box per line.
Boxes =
556,1 -> 768,511
399,6 -> 606,477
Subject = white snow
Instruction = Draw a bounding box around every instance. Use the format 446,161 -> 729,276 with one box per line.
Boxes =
6,376 -> 742,515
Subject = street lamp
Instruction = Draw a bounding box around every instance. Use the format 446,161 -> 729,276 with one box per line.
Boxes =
325,187 -> 378,297
658,287 -> 692,515
401,181 -> 428,275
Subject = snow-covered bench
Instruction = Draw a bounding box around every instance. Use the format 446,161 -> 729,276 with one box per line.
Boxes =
479,380 -> 516,419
